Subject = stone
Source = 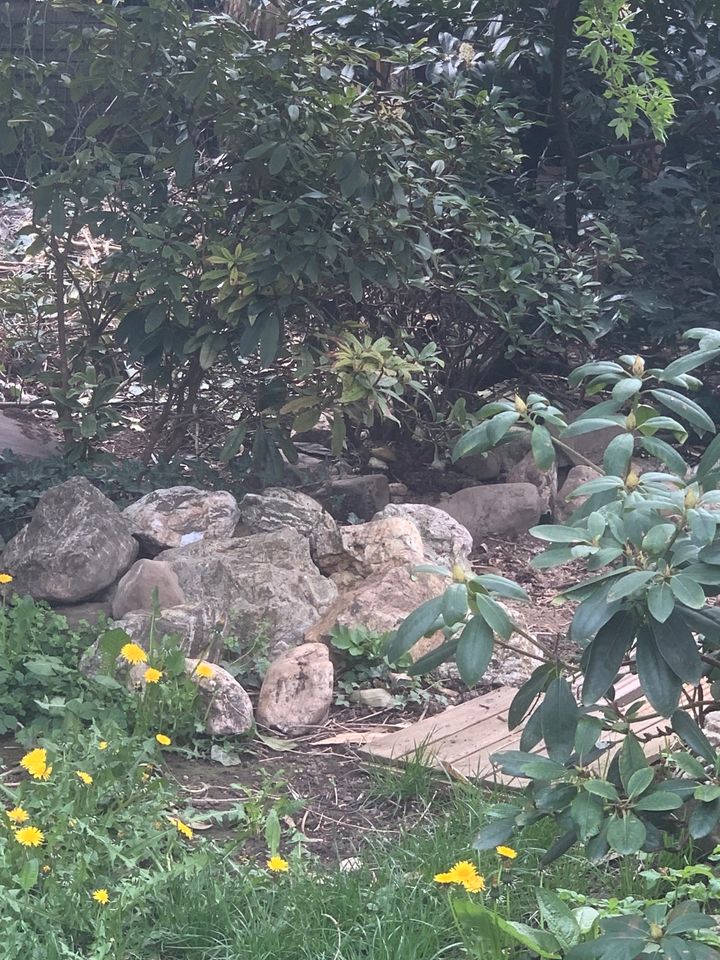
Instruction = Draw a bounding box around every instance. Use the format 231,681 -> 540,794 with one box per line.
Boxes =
560,417 -> 624,469
388,482 -> 408,502
317,475 -> 390,521
321,516 -> 425,588
236,487 -> 342,568
437,483 -> 543,545
373,503 -> 472,567
256,642 -> 334,735
506,452 -> 557,516
456,430 -> 532,482
110,602 -> 226,661
1,477 -> 138,603
349,688 -> 395,709
555,466 -> 601,522
184,659 -> 254,736
123,485 -> 240,554
159,528 -> 337,657
111,559 -> 185,620
53,600 -> 112,631
0,409 -> 59,460
305,565 -> 447,654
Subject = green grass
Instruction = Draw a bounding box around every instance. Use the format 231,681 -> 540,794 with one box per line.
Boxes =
121,785 -> 618,960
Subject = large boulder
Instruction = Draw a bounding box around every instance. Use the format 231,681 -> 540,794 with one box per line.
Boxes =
506,452 -> 557,516
109,601 -> 226,662
160,528 -> 337,657
321,516 -> 425,588
54,600 -> 112,631
256,642 -> 334,735
1,477 -> 138,603
236,487 -> 342,568
373,503 -> 472,567
305,565 -> 447,655
123,486 -> 240,554
0,409 -> 59,460
437,483 -> 543,545
316,475 -> 390,521
111,559 -> 185,620
184,659 -> 254,736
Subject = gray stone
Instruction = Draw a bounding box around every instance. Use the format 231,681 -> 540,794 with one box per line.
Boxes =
184,659 -> 254,736
111,602 -> 226,661
123,485 -> 240,554
111,559 -> 185,619
317,475 -> 390,521
1,477 -> 138,603
256,642 -> 334,735
349,688 -> 396,709
0,409 -> 59,460
373,503 -> 472,567
438,483 -> 543,545
160,528 -> 337,657
506,452 -> 557,516
555,466 -> 601,522
321,516 -> 425,588
236,487 -> 342,568
53,600 -> 112,631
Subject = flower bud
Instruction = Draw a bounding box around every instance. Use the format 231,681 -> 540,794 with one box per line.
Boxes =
625,471 -> 640,490
452,563 -> 467,583
625,411 -> 636,430
631,355 -> 645,377
649,923 -> 663,943
514,395 -> 527,415
684,487 -> 699,509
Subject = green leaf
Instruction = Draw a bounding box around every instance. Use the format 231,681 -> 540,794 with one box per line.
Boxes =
348,269 -> 363,303
472,574 -> 528,601
529,525 -> 587,544
220,422 -> 247,462
607,570 -> 656,601
532,424 -> 555,470
456,616 -> 494,686
669,574 -> 706,609
570,587 -> 622,646
331,415 -> 346,456
640,436 -> 688,477
473,817 -> 516,850
582,611 -> 635,705
697,431 -> 720,485
268,142 -> 289,175
689,798 -> 720,839
641,523 -> 677,555
487,411 -> 520,445
452,422 -> 494,461
619,733 -> 649,793
563,418 -> 625,439
606,813 -> 646,854
500,920 -> 563,959
650,389 -> 715,435
626,767 -> 654,799
636,626 -> 682,716
575,716 -> 603,761
603,433 -> 634,477
542,678 -> 579,763
647,583 -> 674,623
473,595 -> 513,639
671,710 -> 717,762
386,596 -> 445,661
660,349 -> 720,380
612,378 -> 643,402
520,757 -> 569,780
571,791 -> 604,841
536,889 -> 581,951
18,859 -> 39,892
174,138 -> 195,186
508,664 -> 555,729
651,612 -> 702,683
584,779 -> 619,801
633,790 -> 683,811
441,584 -> 468,626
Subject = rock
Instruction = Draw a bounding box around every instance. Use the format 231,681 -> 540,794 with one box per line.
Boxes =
0,409 -> 59,460
111,559 -> 185,620
123,486 -> 240,554
160,528 -> 337,657
349,688 -> 396,709
456,449 -> 503,482
555,466 -> 601,522
437,483 -> 543,545
110,602 -> 226,661
184,659 -> 254,736
1,477 -> 138,603
53,600 -> 112,631
506,452 -> 557,515
256,642 -> 334,735
317,475 -> 390,521
236,487 -> 342,568
322,516 -> 425,588
305,565 -> 447,656
373,503 -> 472,567
388,482 -> 408,502
560,417 -> 624,468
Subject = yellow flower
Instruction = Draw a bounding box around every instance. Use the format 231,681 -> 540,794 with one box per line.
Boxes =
68,819 -> 77,829
15,826 -> 45,847
38,765 -> 52,781
446,861 -> 480,886
496,845 -> 517,860
169,817 -> 193,839
463,874 -> 486,893
155,733 -> 171,746
120,642 -> 147,664
76,770 -> 93,785
196,662 -> 214,679
20,747 -> 48,779
6,807 -> 29,824
434,871 -> 454,884
98,741 -> 109,750
144,667 -> 163,684
92,888 -> 110,905
42,864 -> 51,874
0,573 -> 13,584
267,855 -> 289,873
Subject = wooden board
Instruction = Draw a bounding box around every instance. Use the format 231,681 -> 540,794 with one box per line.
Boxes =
360,675 -> 674,787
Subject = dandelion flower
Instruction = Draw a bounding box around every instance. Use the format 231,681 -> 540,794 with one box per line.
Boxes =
76,770 -> 93,785
144,666 -> 162,684
15,826 -> 45,847
42,864 -> 51,874
463,874 -> 486,893
98,741 -> 108,750
496,845 -> 517,860
38,765 -> 52,781
92,888 -> 110,905
155,733 -> 171,746
196,662 -> 214,679
20,747 -> 48,779
120,642 -> 147,665
68,819 -> 77,829
267,855 -> 289,873
446,861 -> 480,886
434,871 -> 454,884
0,573 -> 13,584
169,817 -> 193,839
6,807 -> 29,824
